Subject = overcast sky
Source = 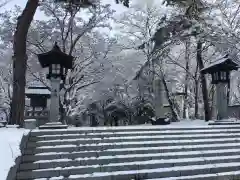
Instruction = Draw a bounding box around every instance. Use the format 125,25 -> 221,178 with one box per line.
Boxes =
2,0 -> 130,20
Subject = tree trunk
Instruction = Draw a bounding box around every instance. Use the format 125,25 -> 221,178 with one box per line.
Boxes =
194,61 -> 199,119
194,78 -> 199,119
196,40 -> 211,121
10,0 -> 38,125
183,39 -> 190,119
161,73 -> 179,121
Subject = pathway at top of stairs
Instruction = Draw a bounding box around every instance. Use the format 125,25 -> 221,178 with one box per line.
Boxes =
16,124 -> 240,180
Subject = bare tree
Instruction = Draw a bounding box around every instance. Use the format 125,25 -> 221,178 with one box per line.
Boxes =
183,39 -> 190,118
0,0 -> 10,8
25,2 -> 115,121
5,0 -> 112,125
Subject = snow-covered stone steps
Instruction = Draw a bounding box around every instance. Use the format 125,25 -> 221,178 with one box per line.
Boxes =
28,132 -> 240,143
21,148 -> 240,163
17,125 -> 240,179
31,170 -> 240,180
24,141 -> 240,156
27,136 -> 240,148
147,170 -> 240,180
29,128 -> 240,141
17,162 -> 240,180
18,154 -> 240,172
30,125 -> 240,135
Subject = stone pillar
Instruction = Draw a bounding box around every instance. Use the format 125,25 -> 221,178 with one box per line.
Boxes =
40,77 -> 67,129
49,77 -> 61,122
211,86 -> 217,119
153,79 -> 165,119
216,82 -> 228,120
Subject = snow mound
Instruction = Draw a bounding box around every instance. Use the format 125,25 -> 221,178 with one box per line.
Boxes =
0,127 -> 29,179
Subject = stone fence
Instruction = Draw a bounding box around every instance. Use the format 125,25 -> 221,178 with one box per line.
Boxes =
25,110 -> 49,126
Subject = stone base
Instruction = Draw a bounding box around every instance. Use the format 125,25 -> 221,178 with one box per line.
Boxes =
39,122 -> 68,129
208,119 -> 240,125
24,119 -> 37,130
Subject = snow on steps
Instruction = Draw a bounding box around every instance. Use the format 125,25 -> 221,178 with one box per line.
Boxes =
29,127 -> 240,141
26,134 -> 240,148
21,148 -> 240,164
148,170 -> 240,180
17,125 -> 240,180
17,155 -> 240,178
29,124 -> 240,136
19,162 -> 240,180
23,142 -> 240,156
27,137 -> 240,148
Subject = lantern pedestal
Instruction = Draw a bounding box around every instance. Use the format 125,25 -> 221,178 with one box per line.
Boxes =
39,77 -> 68,129
39,122 -> 68,129
50,77 -> 61,123
216,83 -> 228,120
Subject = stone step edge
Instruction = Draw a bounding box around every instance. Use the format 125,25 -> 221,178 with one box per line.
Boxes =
27,137 -> 240,148
28,133 -> 240,144
34,133 -> 240,142
56,162 -> 240,179
23,142 -> 240,155
29,131 -> 240,142
19,154 -> 240,171
146,170 -> 240,180
21,148 -> 240,163
30,124 -> 240,133
30,129 -> 240,137
17,170 -> 240,180
26,142 -> 240,153
17,162 -> 240,180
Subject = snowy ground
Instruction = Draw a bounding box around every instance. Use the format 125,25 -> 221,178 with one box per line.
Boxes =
0,126 -> 29,180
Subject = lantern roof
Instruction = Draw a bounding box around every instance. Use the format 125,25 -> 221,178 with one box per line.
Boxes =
25,85 -> 51,98
37,42 -> 73,69
201,54 -> 239,74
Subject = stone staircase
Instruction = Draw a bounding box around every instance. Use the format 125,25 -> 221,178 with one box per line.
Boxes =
16,125 -> 240,180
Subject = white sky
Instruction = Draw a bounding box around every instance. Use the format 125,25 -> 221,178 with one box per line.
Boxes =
1,0 -> 161,19
2,0 -> 128,20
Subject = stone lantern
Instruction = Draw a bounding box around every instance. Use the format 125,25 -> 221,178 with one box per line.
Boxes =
37,43 -> 73,128
201,54 -> 239,120
25,85 -> 50,111
25,84 -> 51,126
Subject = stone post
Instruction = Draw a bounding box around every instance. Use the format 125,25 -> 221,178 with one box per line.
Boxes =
216,82 -> 228,120
49,77 -> 61,122
39,77 -> 67,129
153,79 -> 165,119
211,86 -> 217,119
